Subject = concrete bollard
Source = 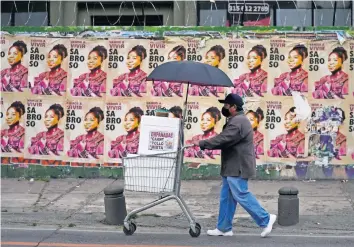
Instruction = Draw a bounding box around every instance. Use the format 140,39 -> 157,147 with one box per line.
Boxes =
278,187 -> 299,226
104,184 -> 127,225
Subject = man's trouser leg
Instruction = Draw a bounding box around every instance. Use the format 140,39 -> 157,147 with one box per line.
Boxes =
216,177 -> 237,232
227,176 -> 270,228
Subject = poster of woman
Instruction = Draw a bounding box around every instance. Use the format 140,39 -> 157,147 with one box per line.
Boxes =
150,38 -> 188,98
24,99 -> 66,160
104,99 -> 145,163
269,40 -> 309,96
0,95 -> 26,158
243,98 -> 266,165
185,38 -> 227,97
347,102 -> 354,162
1,35 -> 29,94
29,38 -> 69,96
108,40 -> 149,99
68,39 -> 108,99
306,100 -> 349,165
184,99 -> 225,164
265,97 -> 306,163
310,41 -> 349,100
65,100 -> 105,163
229,39 -> 270,98
349,41 -> 354,97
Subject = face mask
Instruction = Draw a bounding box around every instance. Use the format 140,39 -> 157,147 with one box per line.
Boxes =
222,107 -> 230,117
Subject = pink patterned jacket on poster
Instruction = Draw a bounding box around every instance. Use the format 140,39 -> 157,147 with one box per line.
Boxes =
253,130 -> 264,159
108,130 -> 140,158
28,127 -> 64,155
1,124 -> 25,153
31,68 -> 67,96
151,81 -> 183,97
0,63 -> 28,92
188,85 -> 224,97
271,67 -> 308,96
267,129 -> 305,158
335,131 -> 346,159
184,131 -> 221,159
232,68 -> 267,97
312,70 -> 348,99
67,130 -> 104,159
70,69 -> 106,97
110,69 -> 147,97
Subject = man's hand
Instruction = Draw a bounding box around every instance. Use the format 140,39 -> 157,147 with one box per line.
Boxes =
192,139 -> 200,146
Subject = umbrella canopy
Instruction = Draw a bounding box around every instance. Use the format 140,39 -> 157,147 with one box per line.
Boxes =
146,61 -> 233,88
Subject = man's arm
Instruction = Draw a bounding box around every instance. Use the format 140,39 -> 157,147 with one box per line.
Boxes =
199,120 -> 246,150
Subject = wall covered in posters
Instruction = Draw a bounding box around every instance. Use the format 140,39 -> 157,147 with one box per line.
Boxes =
1,27 -> 354,180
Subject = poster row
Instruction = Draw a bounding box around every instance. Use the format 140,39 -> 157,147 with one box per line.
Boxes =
1,35 -> 354,99
1,95 -> 354,165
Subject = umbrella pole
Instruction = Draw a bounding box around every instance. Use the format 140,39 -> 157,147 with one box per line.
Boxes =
175,82 -> 189,196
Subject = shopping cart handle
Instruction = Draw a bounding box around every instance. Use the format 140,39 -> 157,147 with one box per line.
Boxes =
182,145 -> 194,150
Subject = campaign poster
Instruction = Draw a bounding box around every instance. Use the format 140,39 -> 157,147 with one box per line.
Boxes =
0,94 -> 26,158
104,99 -> 145,164
107,39 -> 149,99
183,99 -> 225,164
305,100 -> 349,165
185,38 -> 227,98
65,99 -> 105,163
28,38 -> 69,96
149,38 -> 188,98
268,39 -> 309,97
24,97 -> 66,160
0,35 -> 29,94
349,41 -> 354,97
243,98 -> 267,165
309,40 -> 349,100
227,39 -> 270,98
67,39 -> 108,99
265,97 -> 307,163
348,102 -> 354,162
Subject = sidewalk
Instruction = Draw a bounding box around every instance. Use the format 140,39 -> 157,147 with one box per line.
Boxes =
1,178 -> 354,235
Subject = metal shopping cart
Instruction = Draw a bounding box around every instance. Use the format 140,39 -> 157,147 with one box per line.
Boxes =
122,60 -> 234,237
122,147 -> 201,237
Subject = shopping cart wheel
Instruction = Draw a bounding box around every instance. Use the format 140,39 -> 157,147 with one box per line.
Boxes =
189,223 -> 201,238
123,222 -> 137,236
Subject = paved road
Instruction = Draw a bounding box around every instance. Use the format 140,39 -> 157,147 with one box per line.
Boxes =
2,227 -> 354,247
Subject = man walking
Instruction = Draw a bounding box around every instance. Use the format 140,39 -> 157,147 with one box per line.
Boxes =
192,93 -> 276,238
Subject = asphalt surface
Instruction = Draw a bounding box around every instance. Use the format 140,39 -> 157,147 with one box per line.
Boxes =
2,227 -> 354,247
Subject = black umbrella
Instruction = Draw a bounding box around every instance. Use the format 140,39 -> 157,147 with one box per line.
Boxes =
146,60 -> 234,154
146,60 -> 233,87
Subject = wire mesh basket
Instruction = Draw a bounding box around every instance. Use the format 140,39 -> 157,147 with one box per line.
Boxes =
123,152 -> 178,194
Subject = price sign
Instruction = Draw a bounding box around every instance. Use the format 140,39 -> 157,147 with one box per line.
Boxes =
228,2 -> 270,15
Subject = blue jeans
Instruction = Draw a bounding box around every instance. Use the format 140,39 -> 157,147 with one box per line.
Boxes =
217,176 -> 270,232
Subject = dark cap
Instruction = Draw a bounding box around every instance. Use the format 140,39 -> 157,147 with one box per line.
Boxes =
218,93 -> 244,108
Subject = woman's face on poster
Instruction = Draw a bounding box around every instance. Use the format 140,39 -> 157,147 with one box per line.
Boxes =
87,51 -> 102,70
288,50 -> 303,69
44,109 -> 59,129
7,46 -> 22,66
205,51 -> 220,67
284,111 -> 299,131
247,51 -> 262,70
168,51 -> 182,61
124,113 -> 139,132
47,50 -> 62,69
84,113 -> 99,132
126,51 -> 141,70
200,112 -> 216,132
328,53 -> 342,72
6,107 -> 20,126
246,112 -> 259,129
